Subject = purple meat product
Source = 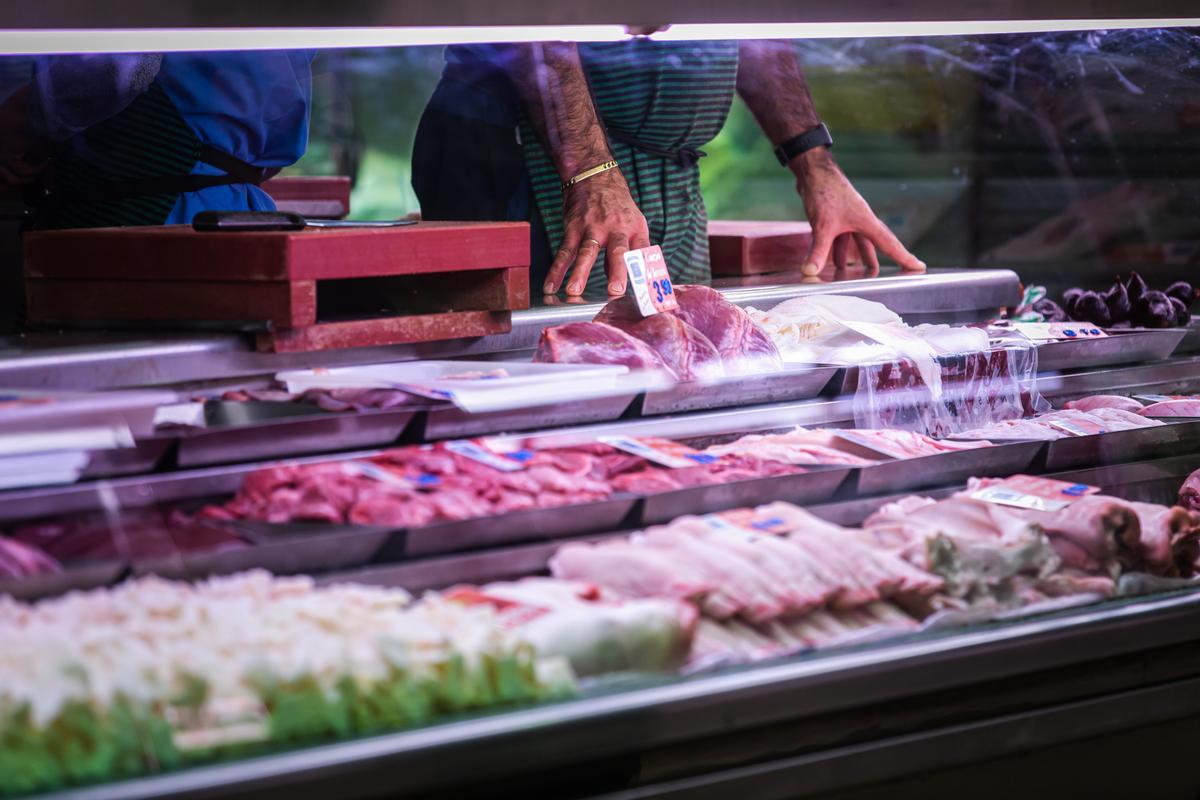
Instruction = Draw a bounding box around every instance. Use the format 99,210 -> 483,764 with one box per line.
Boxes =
622,314 -> 725,382
534,322 -> 674,377
0,537 -> 61,579
671,285 -> 783,374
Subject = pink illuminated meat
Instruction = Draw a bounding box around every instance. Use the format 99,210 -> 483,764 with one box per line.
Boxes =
1063,395 -> 1144,414
620,314 -> 725,382
670,285 -> 783,374
1139,400 -> 1200,417
533,321 -> 672,376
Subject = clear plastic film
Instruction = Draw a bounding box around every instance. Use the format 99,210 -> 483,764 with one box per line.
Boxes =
852,339 -> 1049,438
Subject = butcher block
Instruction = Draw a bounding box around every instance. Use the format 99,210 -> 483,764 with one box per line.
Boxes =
708,220 -> 814,276
260,175 -> 352,219
24,221 -> 530,353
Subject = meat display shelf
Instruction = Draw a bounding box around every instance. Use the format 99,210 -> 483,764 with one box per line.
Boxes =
1042,417 -> 1200,471
0,269 -> 1021,390
34,578 -> 1200,800
1035,327 -> 1187,372
852,439 -> 1045,496
173,404 -> 419,468
637,365 -> 838,416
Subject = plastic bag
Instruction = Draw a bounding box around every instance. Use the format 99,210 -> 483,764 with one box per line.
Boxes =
852,339 -> 1049,437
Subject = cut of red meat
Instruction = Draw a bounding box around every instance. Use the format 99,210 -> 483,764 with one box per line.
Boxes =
1139,400 -> 1200,417
620,314 -> 725,382
670,285 -> 783,375
593,286 -> 782,377
1063,395 -> 1144,414
0,537 -> 60,578
10,511 -> 244,563
533,321 -> 673,376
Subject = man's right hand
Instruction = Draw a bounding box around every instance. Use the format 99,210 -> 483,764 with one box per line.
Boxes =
543,168 -> 651,297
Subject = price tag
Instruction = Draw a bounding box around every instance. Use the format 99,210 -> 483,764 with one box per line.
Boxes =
1045,419 -> 1107,437
153,401 -> 207,428
704,508 -> 792,535
971,475 -> 1099,512
1014,322 -> 1108,341
445,439 -> 532,472
623,245 -> 677,317
343,460 -> 440,489
599,435 -> 716,469
833,430 -> 909,460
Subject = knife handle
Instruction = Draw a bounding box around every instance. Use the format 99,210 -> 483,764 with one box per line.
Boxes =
192,211 -> 306,232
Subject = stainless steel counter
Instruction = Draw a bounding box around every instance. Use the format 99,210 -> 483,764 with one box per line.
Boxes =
0,268 -> 1020,390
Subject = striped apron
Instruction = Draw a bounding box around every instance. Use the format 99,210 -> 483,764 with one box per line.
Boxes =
519,40 -> 739,294
36,82 -> 276,229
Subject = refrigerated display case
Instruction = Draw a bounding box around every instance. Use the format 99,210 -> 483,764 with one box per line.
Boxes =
3,4 -> 1200,800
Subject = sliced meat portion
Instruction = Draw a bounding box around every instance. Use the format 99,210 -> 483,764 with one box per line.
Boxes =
549,540 -> 710,603
1064,395 -> 1144,414
670,285 -> 783,375
0,537 -> 61,578
621,314 -> 725,382
1139,400 -> 1200,417
1179,468 -> 1200,513
534,321 -> 673,377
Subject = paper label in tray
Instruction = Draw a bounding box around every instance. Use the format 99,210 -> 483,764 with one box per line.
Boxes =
1014,322 -> 1107,341
599,435 -> 716,469
704,508 -> 792,535
832,430 -> 908,460
343,460 -> 440,489
1045,418 -> 1107,437
445,439 -> 532,472
971,475 -> 1098,512
624,245 -> 677,316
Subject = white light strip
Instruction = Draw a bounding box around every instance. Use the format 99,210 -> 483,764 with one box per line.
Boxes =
657,18 -> 1200,40
0,18 -> 1196,55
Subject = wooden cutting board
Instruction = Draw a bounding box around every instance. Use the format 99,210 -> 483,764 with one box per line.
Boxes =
24,221 -> 530,353
708,220 -> 814,276
261,175 -> 352,219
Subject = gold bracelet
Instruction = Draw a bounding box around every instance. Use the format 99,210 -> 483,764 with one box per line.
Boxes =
561,160 -> 618,191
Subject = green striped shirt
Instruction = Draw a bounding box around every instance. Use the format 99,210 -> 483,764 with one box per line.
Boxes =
520,40 -> 738,294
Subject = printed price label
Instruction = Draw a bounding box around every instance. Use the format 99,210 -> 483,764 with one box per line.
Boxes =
833,430 -> 908,460
1045,419 -> 1107,437
1014,322 -> 1108,341
623,245 -> 678,316
343,460 -> 440,489
445,439 -> 533,472
971,474 -> 1099,512
705,508 -> 793,535
599,435 -> 716,469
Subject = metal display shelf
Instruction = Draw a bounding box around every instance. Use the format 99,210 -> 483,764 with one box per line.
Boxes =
33,586 -> 1200,800
0,269 -> 1019,390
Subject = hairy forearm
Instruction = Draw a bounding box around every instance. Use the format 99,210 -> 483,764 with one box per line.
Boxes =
499,42 -> 612,179
737,40 -> 825,168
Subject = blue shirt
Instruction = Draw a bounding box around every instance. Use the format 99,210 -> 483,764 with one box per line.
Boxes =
31,51 -> 313,223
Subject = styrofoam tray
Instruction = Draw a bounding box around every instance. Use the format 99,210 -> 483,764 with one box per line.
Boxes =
277,361 -> 668,413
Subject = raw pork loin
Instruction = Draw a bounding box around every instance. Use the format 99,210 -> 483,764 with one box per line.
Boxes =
534,322 -> 670,375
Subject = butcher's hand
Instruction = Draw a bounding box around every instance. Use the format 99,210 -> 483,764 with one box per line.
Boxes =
793,149 -> 925,276
544,168 -> 652,297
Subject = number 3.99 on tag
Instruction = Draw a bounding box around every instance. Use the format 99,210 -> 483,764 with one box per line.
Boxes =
623,245 -> 678,316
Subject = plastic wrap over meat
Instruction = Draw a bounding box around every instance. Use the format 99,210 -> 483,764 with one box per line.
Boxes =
852,343 -> 1049,438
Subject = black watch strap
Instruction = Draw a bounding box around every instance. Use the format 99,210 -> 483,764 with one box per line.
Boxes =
774,123 -> 833,167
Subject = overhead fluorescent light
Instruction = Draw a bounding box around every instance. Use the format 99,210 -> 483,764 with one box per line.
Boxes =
0,18 -> 1196,55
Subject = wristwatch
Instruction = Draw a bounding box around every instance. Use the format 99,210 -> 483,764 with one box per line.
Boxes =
774,123 -> 833,167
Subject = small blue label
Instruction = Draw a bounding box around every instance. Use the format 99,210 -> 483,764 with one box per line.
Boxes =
685,453 -> 718,464
1062,483 -> 1090,496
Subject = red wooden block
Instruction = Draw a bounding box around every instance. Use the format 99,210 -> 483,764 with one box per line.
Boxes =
709,220 -> 814,276
258,310 -> 511,353
26,279 -> 314,327
24,221 -> 531,282
261,175 -> 352,219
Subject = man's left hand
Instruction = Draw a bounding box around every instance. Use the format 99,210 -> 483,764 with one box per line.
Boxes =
792,148 -> 925,276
